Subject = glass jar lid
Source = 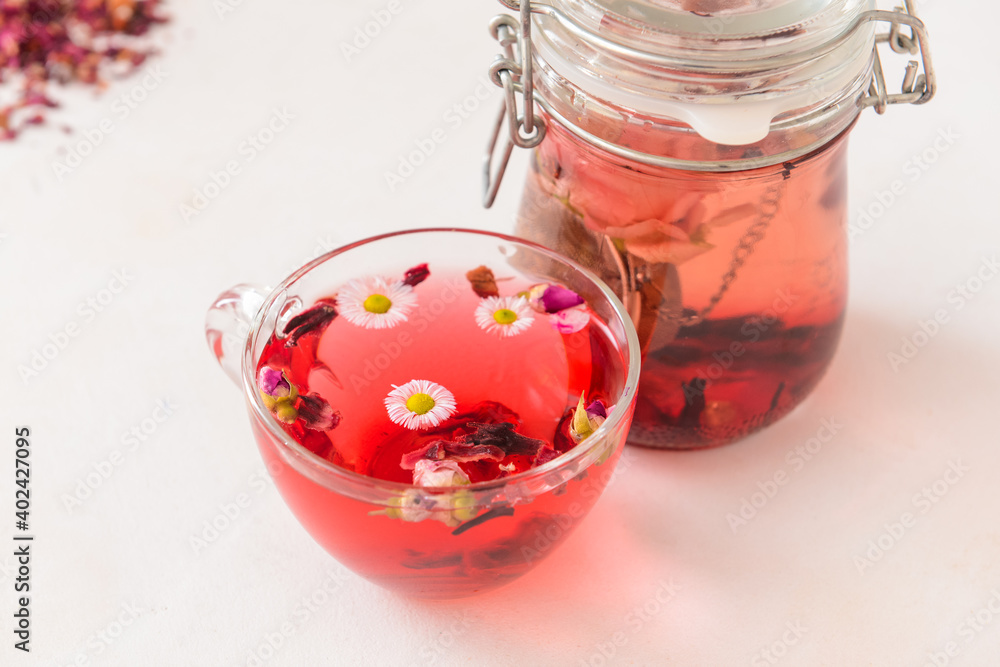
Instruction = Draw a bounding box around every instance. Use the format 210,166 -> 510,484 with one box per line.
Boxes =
532,0 -> 877,145
482,0 -> 935,203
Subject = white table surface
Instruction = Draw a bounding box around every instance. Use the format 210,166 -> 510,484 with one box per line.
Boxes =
2,1 -> 997,665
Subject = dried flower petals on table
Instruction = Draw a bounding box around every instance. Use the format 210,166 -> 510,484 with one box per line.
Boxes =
0,0 -> 168,140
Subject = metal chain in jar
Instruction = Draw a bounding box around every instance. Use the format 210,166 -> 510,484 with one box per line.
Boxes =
666,181 -> 785,328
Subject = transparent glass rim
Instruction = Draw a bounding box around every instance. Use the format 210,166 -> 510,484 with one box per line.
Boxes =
240,227 -> 642,496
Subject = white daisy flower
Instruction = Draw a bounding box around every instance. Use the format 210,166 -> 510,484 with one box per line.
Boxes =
475,295 -> 534,338
384,379 -> 457,430
338,276 -> 417,330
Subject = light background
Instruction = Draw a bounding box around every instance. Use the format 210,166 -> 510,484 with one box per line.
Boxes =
1,0 -> 997,665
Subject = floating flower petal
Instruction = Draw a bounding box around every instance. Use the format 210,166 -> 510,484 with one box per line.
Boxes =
258,367 -> 291,398
528,283 -> 585,314
534,447 -> 560,466
586,400 -> 608,420
298,393 -> 342,431
402,263 -> 430,287
550,306 -> 590,334
385,380 -> 457,430
283,300 -> 338,347
413,459 -> 470,488
400,439 -> 505,470
475,295 -> 534,338
466,265 -> 499,298
569,394 -> 608,442
257,366 -> 298,422
338,277 -> 417,330
462,422 -> 545,457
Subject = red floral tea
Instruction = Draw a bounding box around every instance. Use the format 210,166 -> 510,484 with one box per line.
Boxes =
250,262 -> 630,596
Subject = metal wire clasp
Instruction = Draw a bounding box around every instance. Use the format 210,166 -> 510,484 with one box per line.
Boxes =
481,0 -> 938,207
483,0 -> 545,208
861,0 -> 936,113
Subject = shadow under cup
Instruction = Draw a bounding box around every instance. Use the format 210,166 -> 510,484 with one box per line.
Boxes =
217,229 -> 640,598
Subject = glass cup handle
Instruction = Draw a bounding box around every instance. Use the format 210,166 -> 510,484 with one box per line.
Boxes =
205,284 -> 268,387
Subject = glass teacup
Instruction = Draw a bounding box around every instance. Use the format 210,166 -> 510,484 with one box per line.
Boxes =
205,228 -> 640,598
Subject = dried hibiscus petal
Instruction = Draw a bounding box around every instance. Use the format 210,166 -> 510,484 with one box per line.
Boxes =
461,422 -> 545,457
400,439 -> 505,470
282,300 -> 337,347
402,263 -> 430,287
298,393 -> 341,431
533,447 -> 560,466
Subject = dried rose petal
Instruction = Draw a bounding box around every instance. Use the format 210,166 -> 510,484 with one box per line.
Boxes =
538,284 -> 584,313
569,394 -> 608,442
298,393 -> 341,431
282,300 -> 337,347
586,400 -> 608,420
400,440 -> 447,470
466,265 -> 499,298
0,0 -> 169,141
550,307 -> 590,334
258,367 -> 290,397
413,459 -> 470,487
402,263 -> 430,287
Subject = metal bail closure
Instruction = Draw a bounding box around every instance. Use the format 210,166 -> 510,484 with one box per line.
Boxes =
483,0 -> 545,209
861,0 -> 937,114
481,0 -> 938,207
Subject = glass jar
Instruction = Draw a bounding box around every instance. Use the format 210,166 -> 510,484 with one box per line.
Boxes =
483,0 -> 935,449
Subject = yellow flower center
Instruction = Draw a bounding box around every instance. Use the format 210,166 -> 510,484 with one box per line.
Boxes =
493,308 -> 518,325
405,393 -> 436,415
364,294 -> 392,314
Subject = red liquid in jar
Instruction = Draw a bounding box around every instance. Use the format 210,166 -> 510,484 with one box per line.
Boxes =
516,120 -> 849,449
